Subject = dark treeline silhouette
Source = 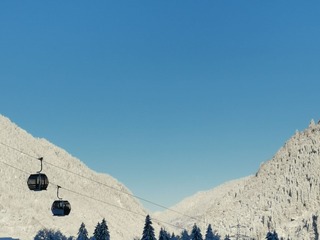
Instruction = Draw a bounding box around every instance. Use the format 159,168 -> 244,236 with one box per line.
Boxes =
33,215 -> 283,240
34,218 -> 110,240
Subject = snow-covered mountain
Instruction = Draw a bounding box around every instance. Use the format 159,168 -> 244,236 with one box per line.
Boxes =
0,115 -> 151,239
156,120 -> 320,239
3,114 -> 320,239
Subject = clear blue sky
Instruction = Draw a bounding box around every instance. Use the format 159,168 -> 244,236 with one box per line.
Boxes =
1,1 -> 319,212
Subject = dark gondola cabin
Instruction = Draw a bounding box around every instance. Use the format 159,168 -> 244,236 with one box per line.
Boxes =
51,200 -> 71,216
27,173 -> 49,191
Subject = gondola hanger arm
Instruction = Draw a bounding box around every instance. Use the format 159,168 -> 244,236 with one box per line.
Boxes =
37,157 -> 44,173
57,185 -> 62,200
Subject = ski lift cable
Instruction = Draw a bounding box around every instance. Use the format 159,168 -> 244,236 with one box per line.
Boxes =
0,142 -> 42,160
0,159 -> 186,230
0,141 -> 203,223
0,158 -> 30,175
48,180 -> 186,231
45,160 -> 202,223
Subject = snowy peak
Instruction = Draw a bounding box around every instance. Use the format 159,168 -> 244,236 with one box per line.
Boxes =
257,119 -> 320,178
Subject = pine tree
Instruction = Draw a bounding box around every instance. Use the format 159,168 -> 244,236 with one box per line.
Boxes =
266,231 -> 273,240
93,219 -> 110,240
159,228 -> 170,240
77,222 -> 89,240
223,235 -> 231,240
171,233 -> 178,240
273,231 -> 279,240
190,224 -> 202,240
141,215 -> 157,240
180,229 -> 190,240
213,232 -> 220,240
34,228 -> 67,240
100,218 -> 110,240
205,224 -> 214,240
266,231 -> 279,240
93,222 -> 101,240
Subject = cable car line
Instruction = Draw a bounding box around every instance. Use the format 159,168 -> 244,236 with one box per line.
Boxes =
49,177 -> 185,230
0,158 -> 30,174
0,141 -> 203,223
0,141 -> 42,160
44,160 -> 201,222
60,185 -> 186,230
0,159 -> 186,230
47,180 -> 186,230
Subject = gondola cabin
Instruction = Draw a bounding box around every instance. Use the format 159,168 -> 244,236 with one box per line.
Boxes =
27,173 -> 49,191
51,200 -> 71,216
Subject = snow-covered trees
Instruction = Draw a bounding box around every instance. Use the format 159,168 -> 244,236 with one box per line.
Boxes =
190,224 -> 203,240
34,228 -> 67,240
77,222 -> 89,240
141,215 -> 157,240
93,218 -> 110,240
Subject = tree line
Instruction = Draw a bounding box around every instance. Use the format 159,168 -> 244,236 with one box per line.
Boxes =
34,218 -> 109,240
33,215 -> 282,240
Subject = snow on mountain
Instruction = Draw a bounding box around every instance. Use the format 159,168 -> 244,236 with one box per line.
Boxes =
156,120 -> 320,239
0,115 -> 151,239
3,114 -> 320,239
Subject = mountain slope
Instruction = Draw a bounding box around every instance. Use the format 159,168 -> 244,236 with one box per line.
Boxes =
156,120 -> 320,239
0,115 -> 150,239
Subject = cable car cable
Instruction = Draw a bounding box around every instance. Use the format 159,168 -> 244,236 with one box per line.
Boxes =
43,160 -> 201,222
64,187 -> 185,230
0,159 -> 187,230
0,141 -> 203,223
0,158 -> 30,174
48,181 -> 186,230
0,141 -> 42,160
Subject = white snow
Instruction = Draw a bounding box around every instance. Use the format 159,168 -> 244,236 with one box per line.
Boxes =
0,115 -> 151,239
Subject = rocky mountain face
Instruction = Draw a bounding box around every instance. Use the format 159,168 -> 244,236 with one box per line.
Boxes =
156,120 -> 320,239
0,115 -> 150,239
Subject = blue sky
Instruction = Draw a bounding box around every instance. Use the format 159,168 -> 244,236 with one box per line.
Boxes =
1,1 -> 320,211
